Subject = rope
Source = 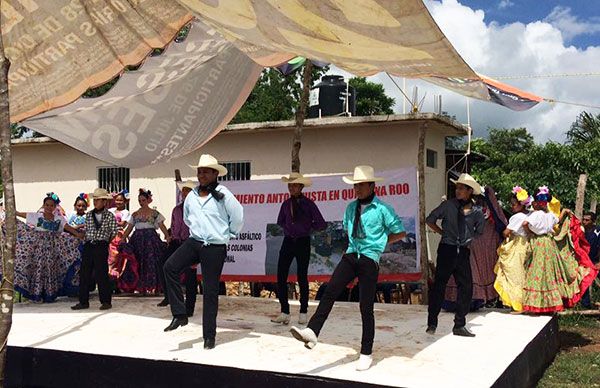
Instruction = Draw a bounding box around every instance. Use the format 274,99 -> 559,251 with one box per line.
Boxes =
491,72 -> 600,80
543,98 -> 600,110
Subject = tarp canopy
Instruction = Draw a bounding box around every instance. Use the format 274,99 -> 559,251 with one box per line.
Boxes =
3,0 -> 541,166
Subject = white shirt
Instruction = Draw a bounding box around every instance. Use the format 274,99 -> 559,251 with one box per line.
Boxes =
526,210 -> 558,235
507,212 -> 530,237
25,212 -> 66,232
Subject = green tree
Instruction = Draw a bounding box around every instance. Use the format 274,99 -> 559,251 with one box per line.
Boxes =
231,65 -> 329,124
349,77 -> 395,116
470,126 -> 600,210
567,111 -> 600,144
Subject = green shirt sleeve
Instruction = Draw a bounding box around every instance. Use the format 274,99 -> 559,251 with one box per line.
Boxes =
382,203 -> 405,234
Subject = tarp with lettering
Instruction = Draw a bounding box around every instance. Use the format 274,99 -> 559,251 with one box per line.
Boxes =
22,21 -> 262,167
212,168 -> 420,282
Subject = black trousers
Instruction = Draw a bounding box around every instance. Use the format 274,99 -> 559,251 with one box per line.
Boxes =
277,236 -> 311,314
164,239 -> 226,340
307,253 -> 379,355
158,239 -> 197,315
79,241 -> 111,305
428,243 -> 472,328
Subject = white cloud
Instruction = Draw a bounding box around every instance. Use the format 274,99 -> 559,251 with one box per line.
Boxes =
544,6 -> 600,42
334,0 -> 600,143
498,0 -> 514,10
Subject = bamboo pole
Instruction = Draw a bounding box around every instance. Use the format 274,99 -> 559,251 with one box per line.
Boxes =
417,123 -> 429,304
0,36 -> 16,387
291,60 -> 313,173
575,174 -> 587,219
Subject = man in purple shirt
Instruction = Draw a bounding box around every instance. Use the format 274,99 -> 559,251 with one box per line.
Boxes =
271,173 -> 326,325
157,180 -> 197,316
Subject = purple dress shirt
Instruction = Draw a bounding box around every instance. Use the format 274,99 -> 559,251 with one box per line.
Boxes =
171,203 -> 190,241
277,195 -> 326,238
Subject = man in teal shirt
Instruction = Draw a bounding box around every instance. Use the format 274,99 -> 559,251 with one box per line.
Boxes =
291,165 -> 405,371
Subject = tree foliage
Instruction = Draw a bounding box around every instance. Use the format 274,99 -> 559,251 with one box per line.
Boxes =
470,126 -> 600,210
566,111 -> 600,144
349,77 -> 395,116
231,66 -> 329,124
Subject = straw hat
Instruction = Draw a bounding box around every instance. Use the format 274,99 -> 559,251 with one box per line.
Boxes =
189,154 -> 228,176
177,180 -> 197,191
450,173 -> 482,195
281,172 -> 312,187
342,165 -> 384,184
90,188 -> 113,200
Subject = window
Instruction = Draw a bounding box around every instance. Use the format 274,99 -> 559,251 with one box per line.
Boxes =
218,161 -> 251,181
426,149 -> 438,169
98,167 -> 130,193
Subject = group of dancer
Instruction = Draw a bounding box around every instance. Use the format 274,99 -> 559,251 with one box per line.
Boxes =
426,174 -> 599,339
6,154 -> 599,371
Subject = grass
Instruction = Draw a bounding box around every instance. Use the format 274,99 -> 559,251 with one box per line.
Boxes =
538,287 -> 600,387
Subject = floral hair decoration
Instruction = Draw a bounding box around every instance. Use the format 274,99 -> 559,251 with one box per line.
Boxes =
45,192 -> 61,205
77,192 -> 90,206
139,188 -> 153,203
535,185 -> 551,206
511,186 -> 532,206
114,189 -> 130,200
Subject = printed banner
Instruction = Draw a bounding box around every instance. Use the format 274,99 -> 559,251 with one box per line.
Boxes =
3,0 -> 192,122
212,168 -> 420,282
23,21 -> 262,168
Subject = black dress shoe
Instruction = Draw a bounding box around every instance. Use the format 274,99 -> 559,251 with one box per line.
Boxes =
203,338 -> 215,349
453,326 -> 475,337
71,303 -> 89,310
99,303 -> 112,310
157,299 -> 169,307
186,311 -> 194,318
425,325 -> 436,335
164,316 -> 188,332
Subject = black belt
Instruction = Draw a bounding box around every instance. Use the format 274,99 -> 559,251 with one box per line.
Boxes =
86,240 -> 109,245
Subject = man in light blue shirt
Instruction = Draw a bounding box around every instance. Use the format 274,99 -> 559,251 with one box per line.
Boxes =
163,154 -> 243,350
290,166 -> 405,371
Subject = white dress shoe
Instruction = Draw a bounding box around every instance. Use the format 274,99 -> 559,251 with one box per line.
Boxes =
356,354 -> 373,371
298,313 -> 308,325
290,326 -> 317,349
270,313 -> 290,325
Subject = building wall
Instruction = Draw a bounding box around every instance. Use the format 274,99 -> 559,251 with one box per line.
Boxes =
13,122 -> 449,230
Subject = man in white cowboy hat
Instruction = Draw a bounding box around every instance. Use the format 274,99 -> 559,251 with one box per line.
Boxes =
72,188 -> 119,311
157,180 -> 198,316
163,154 -> 243,350
290,165 -> 406,371
425,173 -> 484,337
271,172 -> 326,325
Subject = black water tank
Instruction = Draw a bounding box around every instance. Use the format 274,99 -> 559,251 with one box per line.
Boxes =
308,75 -> 356,118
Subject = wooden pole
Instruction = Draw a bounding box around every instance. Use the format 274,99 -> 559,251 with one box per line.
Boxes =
575,174 -> 587,219
0,36 -> 16,387
291,60 -> 313,173
417,124 -> 429,304
590,198 -> 597,213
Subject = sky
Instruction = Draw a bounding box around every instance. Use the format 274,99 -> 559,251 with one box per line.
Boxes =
333,0 -> 600,142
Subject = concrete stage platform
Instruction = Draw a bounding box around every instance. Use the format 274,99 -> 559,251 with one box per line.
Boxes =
7,296 -> 558,388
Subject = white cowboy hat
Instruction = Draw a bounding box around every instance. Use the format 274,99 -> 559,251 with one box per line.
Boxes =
281,172 -> 312,187
89,188 -> 113,200
189,154 -> 228,176
450,173 -> 482,195
177,180 -> 197,191
342,165 -> 384,184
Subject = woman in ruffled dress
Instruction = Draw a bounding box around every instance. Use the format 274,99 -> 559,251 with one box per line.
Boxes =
108,190 -> 138,293
494,186 -> 532,312
61,193 -> 90,296
122,189 -> 170,294
13,193 -> 83,302
522,186 -> 591,312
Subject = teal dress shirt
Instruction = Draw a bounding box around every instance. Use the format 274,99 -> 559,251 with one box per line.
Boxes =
343,196 -> 405,262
